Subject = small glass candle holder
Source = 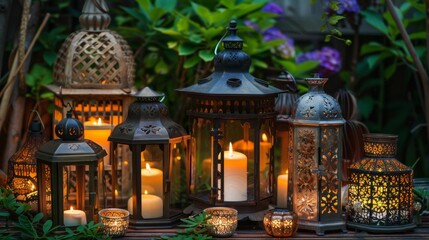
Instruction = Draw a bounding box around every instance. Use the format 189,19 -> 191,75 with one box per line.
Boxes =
204,207 -> 238,237
99,208 -> 129,237
263,208 -> 298,237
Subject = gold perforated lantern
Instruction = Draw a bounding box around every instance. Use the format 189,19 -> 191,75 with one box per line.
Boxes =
288,76 -> 346,235
347,133 -> 415,233
7,119 -> 47,211
48,0 -> 136,206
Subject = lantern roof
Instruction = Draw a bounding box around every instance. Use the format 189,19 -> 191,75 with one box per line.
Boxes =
53,0 -> 135,89
36,110 -> 106,163
108,87 -> 188,144
176,20 -> 283,97
290,77 -> 344,124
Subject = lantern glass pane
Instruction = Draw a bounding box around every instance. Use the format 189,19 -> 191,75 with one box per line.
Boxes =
171,141 -> 189,209
191,118 -> 212,199
115,144 -> 132,208
259,122 -> 273,200
140,145 -> 164,199
224,120 -> 253,202
63,165 -> 89,212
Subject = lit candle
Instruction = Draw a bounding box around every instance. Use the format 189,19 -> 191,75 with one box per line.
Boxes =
64,207 -> 87,227
224,142 -> 247,202
127,190 -> 163,219
84,118 -> 111,160
277,170 -> 289,208
260,133 -> 271,164
141,163 -> 163,198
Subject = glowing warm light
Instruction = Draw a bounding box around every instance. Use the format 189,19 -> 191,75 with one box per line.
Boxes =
97,118 -> 102,125
146,163 -> 151,173
70,206 -> 74,211
229,142 -> 233,157
144,190 -> 148,195
262,133 -> 268,142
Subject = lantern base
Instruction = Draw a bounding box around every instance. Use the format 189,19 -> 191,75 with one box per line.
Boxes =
128,211 -> 187,229
347,222 -> 416,233
298,220 -> 346,236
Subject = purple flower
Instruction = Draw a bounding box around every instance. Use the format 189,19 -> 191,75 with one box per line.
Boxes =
297,47 -> 342,77
324,0 -> 360,14
262,2 -> 284,15
244,20 -> 260,31
262,27 -> 295,59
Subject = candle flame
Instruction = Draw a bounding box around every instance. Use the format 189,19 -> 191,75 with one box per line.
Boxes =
70,206 -> 74,211
144,190 -> 148,195
286,169 -> 288,175
262,133 -> 268,142
97,118 -> 102,125
229,142 -> 233,157
146,163 -> 151,173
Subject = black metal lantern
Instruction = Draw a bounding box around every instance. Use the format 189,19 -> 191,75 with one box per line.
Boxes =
36,109 -> 106,227
288,76 -> 346,235
347,133 -> 415,232
8,119 -> 48,211
176,21 -> 283,216
108,87 -> 190,228
270,71 -> 299,209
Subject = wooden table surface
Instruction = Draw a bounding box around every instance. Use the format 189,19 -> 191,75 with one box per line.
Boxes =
118,215 -> 429,240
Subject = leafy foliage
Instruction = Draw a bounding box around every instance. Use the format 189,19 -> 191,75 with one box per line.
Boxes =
160,212 -> 212,240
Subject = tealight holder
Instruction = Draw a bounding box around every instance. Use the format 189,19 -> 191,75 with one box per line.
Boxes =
263,208 -> 298,237
99,208 -> 130,237
204,207 -> 238,237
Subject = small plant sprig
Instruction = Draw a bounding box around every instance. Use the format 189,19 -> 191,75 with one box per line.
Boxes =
320,0 -> 352,45
160,212 -> 212,240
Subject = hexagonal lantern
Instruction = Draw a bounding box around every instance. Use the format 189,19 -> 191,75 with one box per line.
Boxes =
36,109 -> 106,227
108,87 -> 190,228
176,21 -> 283,217
48,0 -> 136,206
288,76 -> 346,235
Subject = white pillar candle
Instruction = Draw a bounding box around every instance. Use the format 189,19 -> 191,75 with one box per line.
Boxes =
127,190 -> 163,219
224,142 -> 247,202
141,163 -> 163,198
64,207 -> 87,227
277,170 -> 289,208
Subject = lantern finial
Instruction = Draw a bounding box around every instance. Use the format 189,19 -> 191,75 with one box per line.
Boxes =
79,0 -> 111,31
55,107 -> 84,140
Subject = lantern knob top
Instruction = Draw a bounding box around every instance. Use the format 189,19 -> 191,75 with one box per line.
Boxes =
79,0 -> 111,31
222,20 -> 242,50
134,87 -> 165,102
55,109 -> 84,140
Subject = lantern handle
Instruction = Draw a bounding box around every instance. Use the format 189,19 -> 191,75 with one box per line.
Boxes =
214,29 -> 228,55
26,109 -> 45,131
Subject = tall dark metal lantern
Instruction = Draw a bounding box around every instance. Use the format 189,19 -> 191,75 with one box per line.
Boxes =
36,109 -> 106,227
177,21 -> 283,216
108,87 -> 189,228
288,76 -> 346,235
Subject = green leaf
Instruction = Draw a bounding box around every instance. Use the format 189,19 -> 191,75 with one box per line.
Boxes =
155,0 -> 176,11
361,10 -> 388,35
252,58 -> 268,69
155,59 -> 169,74
365,54 -> 381,69
183,55 -> 200,69
198,50 -> 214,62
43,220 -> 53,234
409,31 -> 427,40
154,27 -> 182,37
383,62 -> 396,79
167,41 -> 178,49
149,7 -> 166,21
324,34 -> 331,42
191,2 -> 212,26
43,51 -> 57,66
328,15 -> 345,25
360,42 -> 386,55
178,42 -> 198,56
33,212 -> 43,223
220,0 -> 235,8
177,18 -> 189,32
189,34 -> 204,44
329,1 -> 340,11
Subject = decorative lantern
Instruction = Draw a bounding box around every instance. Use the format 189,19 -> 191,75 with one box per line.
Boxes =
288,76 -> 345,235
48,0 -> 136,205
347,133 -> 416,232
36,109 -> 106,227
108,87 -> 190,228
99,208 -> 130,237
7,118 -> 47,211
269,71 -> 299,209
204,207 -> 238,237
176,20 -> 283,217
263,208 -> 298,237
